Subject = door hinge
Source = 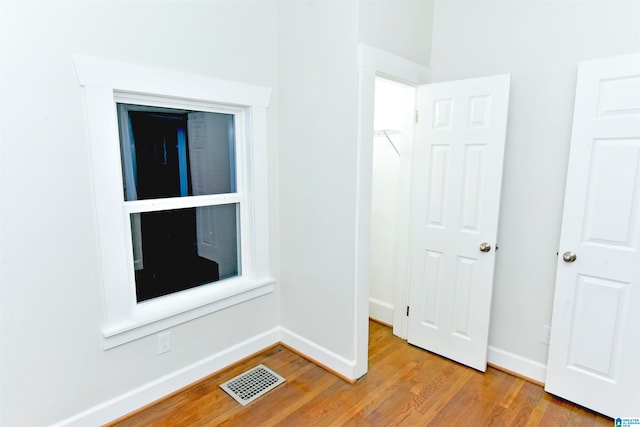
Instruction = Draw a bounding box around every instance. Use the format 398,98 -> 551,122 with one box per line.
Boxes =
406,306 -> 410,316
415,110 -> 419,123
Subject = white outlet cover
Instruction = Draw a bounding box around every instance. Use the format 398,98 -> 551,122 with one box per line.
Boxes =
158,332 -> 171,354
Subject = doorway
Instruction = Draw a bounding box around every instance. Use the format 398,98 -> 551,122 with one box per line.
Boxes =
356,45 -> 510,379
354,44 -> 430,379
369,77 -> 416,327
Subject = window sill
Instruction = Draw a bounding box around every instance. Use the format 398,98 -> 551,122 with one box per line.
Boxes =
102,278 -> 276,349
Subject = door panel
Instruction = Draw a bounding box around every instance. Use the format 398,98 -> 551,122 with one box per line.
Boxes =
187,112 -> 238,277
545,52 -> 640,417
426,145 -> 450,226
460,145 -> 486,232
407,74 -> 511,372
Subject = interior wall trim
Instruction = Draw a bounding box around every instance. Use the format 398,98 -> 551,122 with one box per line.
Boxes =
51,328 -> 281,427
487,345 -> 547,385
280,327 -> 358,382
51,327 -> 358,426
369,297 -> 394,326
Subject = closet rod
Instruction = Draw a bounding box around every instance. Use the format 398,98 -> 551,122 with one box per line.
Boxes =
374,129 -> 400,156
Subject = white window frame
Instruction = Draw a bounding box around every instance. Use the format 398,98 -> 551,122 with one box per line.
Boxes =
73,55 -> 274,349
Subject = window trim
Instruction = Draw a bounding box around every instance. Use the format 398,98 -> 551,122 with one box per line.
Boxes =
73,55 -> 274,349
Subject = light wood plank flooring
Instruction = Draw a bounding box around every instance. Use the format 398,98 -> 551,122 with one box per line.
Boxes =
109,321 -> 611,426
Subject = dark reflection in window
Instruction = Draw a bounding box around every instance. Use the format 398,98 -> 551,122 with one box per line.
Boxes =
131,205 -> 240,302
117,104 -> 236,201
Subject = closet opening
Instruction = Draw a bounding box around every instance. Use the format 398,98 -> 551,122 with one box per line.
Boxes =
369,76 -> 416,330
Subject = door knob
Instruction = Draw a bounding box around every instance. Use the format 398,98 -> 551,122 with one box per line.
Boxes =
562,251 -> 577,263
479,242 -> 491,252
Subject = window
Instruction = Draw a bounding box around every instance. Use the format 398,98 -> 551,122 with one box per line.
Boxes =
117,103 -> 240,302
74,56 -> 274,348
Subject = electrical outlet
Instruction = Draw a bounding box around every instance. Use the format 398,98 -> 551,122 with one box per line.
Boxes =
541,325 -> 551,345
158,331 -> 171,354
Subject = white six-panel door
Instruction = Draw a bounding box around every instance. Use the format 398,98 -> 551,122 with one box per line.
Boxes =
545,53 -> 640,417
407,75 -> 510,371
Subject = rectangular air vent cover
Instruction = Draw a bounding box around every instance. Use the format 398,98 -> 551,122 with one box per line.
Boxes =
219,364 -> 286,406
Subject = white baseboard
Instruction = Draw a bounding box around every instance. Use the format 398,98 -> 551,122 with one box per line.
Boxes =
280,327 -> 357,381
369,298 -> 394,325
51,328 -> 548,426
52,328 -> 281,427
52,326 -> 360,426
487,345 -> 547,384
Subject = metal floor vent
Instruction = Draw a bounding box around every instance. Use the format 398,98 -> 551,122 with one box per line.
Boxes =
220,364 -> 286,406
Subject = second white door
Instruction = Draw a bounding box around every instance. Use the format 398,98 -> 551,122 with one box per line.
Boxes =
407,74 -> 510,371
545,52 -> 640,417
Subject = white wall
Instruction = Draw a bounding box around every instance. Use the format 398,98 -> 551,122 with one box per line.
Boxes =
277,0 -> 434,372
0,2 -> 279,425
370,132 -> 401,323
359,0 -> 434,67
277,1 -> 360,360
430,0 -> 640,367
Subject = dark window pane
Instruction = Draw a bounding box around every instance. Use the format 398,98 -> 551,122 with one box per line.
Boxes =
117,104 -> 236,201
131,204 -> 240,302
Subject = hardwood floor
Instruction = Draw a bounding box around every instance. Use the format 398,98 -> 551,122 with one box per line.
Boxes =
109,321 -> 612,426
